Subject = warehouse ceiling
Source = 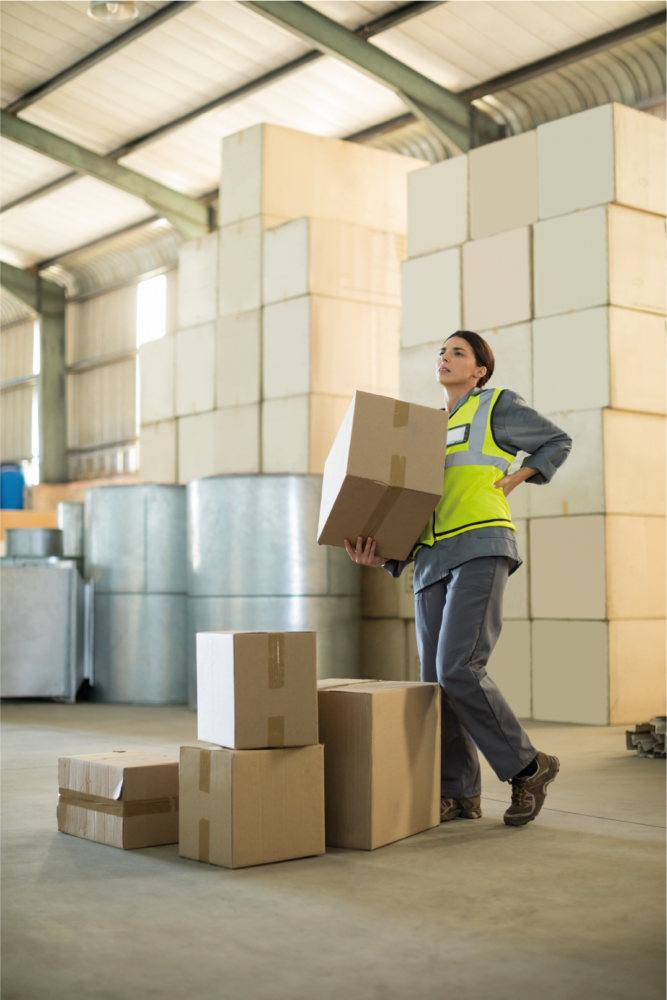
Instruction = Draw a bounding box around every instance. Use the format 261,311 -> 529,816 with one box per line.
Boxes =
1,0 -> 665,283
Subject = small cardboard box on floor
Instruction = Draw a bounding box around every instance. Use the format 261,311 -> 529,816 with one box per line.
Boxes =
179,744 -> 325,869
57,751 -> 179,849
317,679 -> 441,850
196,631 -> 318,749
317,391 -> 448,561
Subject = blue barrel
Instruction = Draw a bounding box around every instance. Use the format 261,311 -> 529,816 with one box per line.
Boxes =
0,466 -> 25,510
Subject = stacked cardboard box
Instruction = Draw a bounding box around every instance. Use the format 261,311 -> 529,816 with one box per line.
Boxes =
179,631 -> 325,869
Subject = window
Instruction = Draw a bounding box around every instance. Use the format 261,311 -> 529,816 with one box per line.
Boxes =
136,274 -> 167,347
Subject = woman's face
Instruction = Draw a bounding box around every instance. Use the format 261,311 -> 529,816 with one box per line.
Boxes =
436,336 -> 486,388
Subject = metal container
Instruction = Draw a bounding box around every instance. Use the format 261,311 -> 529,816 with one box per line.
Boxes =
85,485 -> 187,704
5,527 -> 63,558
1,557 -> 93,701
57,502 -> 85,558
85,484 -> 186,593
187,475 -> 360,708
93,593 -> 187,704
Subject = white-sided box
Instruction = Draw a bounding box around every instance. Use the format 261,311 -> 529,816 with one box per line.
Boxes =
196,631 -> 318,749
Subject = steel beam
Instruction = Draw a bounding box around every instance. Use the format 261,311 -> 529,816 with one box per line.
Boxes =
239,1 -> 501,152
6,2 -> 197,115
0,263 -> 68,483
0,112 -> 209,240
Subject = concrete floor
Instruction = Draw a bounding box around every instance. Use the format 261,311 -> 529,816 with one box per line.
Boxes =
2,704 -> 665,1000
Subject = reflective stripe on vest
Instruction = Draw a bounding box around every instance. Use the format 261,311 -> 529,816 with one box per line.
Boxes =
412,387 -> 516,556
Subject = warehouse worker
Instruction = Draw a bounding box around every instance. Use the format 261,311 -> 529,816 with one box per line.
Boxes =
344,331 -> 572,828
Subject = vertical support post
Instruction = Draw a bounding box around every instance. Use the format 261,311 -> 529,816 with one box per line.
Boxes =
37,277 -> 68,483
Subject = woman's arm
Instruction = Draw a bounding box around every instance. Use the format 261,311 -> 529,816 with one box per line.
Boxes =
491,390 -> 572,488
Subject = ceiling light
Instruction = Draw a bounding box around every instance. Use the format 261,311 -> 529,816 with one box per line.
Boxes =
88,1 -> 138,22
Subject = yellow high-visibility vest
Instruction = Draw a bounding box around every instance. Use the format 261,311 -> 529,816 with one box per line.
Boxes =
413,388 -> 516,557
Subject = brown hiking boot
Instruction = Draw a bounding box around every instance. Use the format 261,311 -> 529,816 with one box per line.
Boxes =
504,751 -> 560,827
440,796 -> 482,822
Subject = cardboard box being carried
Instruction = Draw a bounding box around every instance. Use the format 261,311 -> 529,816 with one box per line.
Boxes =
317,391 -> 448,561
196,631 -> 318,749
179,744 -> 325,869
57,751 -> 179,850
317,679 -> 440,850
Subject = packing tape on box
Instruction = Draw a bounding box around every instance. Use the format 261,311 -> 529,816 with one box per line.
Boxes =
199,748 -> 211,793
268,633 -> 285,689
198,818 -> 210,863
267,715 -> 285,748
58,788 -> 178,817
360,454 -> 406,539
392,400 -> 410,427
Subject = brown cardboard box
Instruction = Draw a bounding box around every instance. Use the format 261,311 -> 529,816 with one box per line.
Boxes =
179,744 -> 325,869
317,391 -> 448,561
196,631 -> 318,749
317,679 -> 440,850
57,751 -> 179,850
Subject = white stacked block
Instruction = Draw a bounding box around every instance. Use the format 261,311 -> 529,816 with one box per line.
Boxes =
609,620 -> 667,724
608,307 -> 666,415
401,248 -> 461,348
175,324 -> 215,416
482,323 -> 532,405
178,405 -> 259,482
603,410 -> 665,517
462,227 -> 532,331
407,156 -> 468,257
219,124 -> 263,226
361,619 -> 409,682
139,334 -> 175,424
530,515 -> 606,620
310,297 -> 399,398
216,311 -> 261,409
262,297 -> 311,400
537,103 -> 666,220
261,395 -> 309,473
469,130 -> 538,240
533,308 -> 610,413
488,620 -> 531,718
532,620 -> 609,725
178,233 -> 218,328
606,515 -> 666,620
534,204 -> 666,318
533,206 -> 608,317
140,420 -> 177,484
263,217 -> 403,308
399,342 -> 446,409
218,216 -> 263,317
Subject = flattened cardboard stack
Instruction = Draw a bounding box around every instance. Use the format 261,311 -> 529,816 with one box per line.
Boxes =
180,631 -> 325,869
317,391 -> 448,561
57,751 -> 179,850
317,678 -> 441,850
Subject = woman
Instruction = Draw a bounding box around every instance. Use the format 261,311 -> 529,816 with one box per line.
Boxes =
344,331 -> 572,828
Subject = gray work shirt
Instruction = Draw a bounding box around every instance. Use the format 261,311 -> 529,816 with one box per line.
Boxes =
383,387 -> 572,593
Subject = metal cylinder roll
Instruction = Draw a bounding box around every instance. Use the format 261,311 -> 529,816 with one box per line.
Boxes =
5,528 -> 63,558
187,475 -> 360,709
85,485 -> 187,704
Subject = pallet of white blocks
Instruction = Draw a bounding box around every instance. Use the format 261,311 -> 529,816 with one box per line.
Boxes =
625,718 -> 666,758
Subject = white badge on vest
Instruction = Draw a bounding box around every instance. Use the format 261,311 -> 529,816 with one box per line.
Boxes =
447,424 -> 471,447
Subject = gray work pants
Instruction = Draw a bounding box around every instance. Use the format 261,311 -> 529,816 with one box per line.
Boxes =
415,556 -> 536,798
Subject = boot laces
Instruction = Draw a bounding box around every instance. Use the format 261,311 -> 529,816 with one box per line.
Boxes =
509,777 -> 530,809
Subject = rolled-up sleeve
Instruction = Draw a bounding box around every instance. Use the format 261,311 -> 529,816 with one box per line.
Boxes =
493,391 -> 572,485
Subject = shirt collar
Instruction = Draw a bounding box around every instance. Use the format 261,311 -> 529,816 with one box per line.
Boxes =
448,387 -> 482,418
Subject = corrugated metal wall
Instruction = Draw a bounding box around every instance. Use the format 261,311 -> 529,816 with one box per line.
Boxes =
1,315 -> 35,464
65,269 -> 177,480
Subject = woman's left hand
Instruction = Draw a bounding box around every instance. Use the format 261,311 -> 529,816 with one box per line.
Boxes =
493,467 -> 537,497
